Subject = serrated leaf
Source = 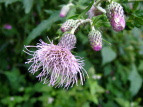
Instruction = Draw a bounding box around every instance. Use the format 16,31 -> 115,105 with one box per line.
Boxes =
101,46 -> 117,65
128,64 -> 142,96
24,11 -> 60,45
22,0 -> 34,14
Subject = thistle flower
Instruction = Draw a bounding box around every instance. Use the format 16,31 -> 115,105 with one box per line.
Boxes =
106,1 -> 125,31
61,19 -> 77,32
58,33 -> 76,50
24,38 -> 87,88
88,30 -> 102,51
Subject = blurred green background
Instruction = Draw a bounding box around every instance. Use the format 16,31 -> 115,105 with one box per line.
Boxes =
0,0 -> 143,107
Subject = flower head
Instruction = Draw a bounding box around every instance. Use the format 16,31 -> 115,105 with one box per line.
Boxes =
88,30 -> 102,51
58,33 -> 76,50
106,1 -> 125,31
24,39 -> 87,88
61,19 -> 77,32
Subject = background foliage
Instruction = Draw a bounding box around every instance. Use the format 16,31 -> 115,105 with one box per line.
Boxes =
0,0 -> 143,107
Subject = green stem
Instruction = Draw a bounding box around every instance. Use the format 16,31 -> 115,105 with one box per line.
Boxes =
94,0 -> 107,13
102,38 -> 112,45
94,0 -> 106,6
96,5 -> 106,13
71,19 -> 95,34
69,0 -> 73,3
128,0 -> 143,1
94,0 -> 102,6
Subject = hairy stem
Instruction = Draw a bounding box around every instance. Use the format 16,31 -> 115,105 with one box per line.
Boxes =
71,19 -> 95,34
96,5 -> 106,13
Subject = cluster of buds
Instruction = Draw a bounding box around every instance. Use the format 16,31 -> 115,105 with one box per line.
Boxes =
60,18 -> 103,51
59,1 -> 126,53
86,1 -> 125,32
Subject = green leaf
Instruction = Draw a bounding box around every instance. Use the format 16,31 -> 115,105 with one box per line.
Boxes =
88,80 -> 105,104
128,64 -> 142,96
82,102 -> 90,107
89,81 -> 99,104
101,46 -> 117,65
138,60 -> 143,71
44,10 -> 54,14
4,68 -> 25,90
68,14 -> 79,19
0,0 -> 5,3
133,16 -> 143,28
66,7 -> 76,19
22,0 -> 34,14
77,0 -> 88,5
133,2 -> 139,10
103,64 -> 112,76
115,98 -> 130,107
93,15 -> 110,27
133,10 -> 143,17
5,0 -> 21,6
79,1 -> 94,18
24,11 -> 61,45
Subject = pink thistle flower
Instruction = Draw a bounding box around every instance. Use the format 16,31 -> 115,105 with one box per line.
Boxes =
106,2 -> 125,32
24,38 -> 87,88
3,24 -> 12,30
88,30 -> 102,51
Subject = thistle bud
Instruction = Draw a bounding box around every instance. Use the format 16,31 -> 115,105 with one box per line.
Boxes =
60,3 -> 73,17
61,19 -> 77,32
106,2 -> 125,31
87,5 -> 103,19
58,33 -> 76,50
88,30 -> 102,51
